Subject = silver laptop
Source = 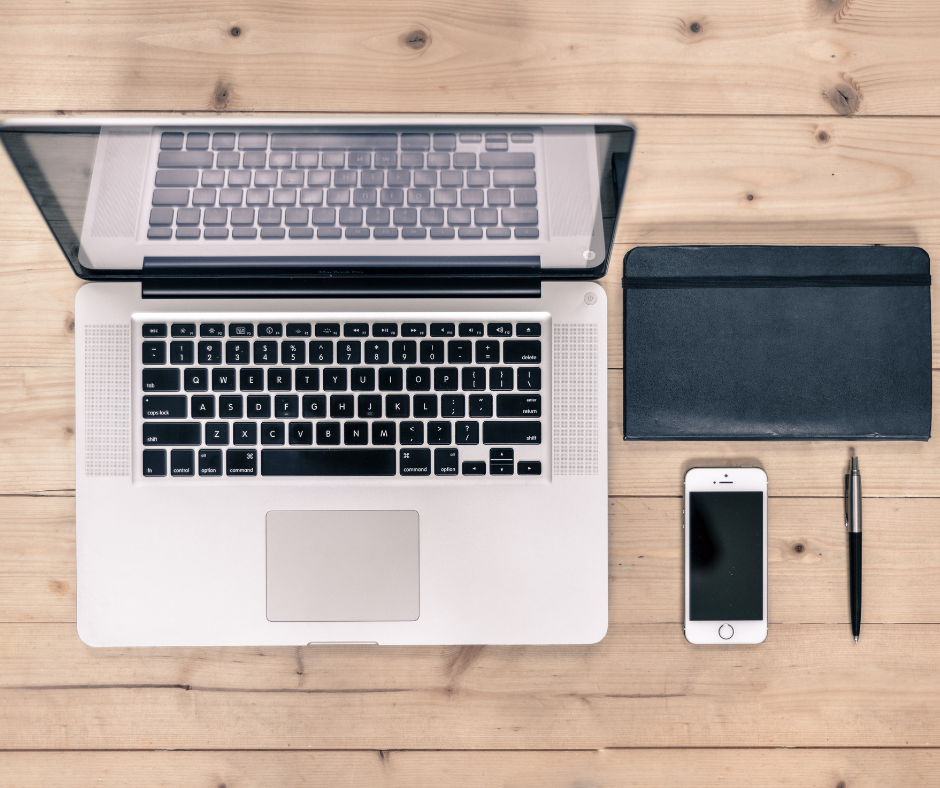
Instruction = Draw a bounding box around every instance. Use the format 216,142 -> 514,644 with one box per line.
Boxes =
1,116 -> 633,646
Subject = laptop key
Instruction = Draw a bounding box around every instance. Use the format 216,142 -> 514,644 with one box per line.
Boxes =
261,422 -> 285,444
142,395 -> 187,419
503,340 -> 541,363
434,448 -> 458,475
157,151 -> 213,168
143,422 -> 201,446
233,423 -> 257,445
479,152 -> 536,168
170,449 -> 195,476
399,448 -> 431,476
286,323 -> 312,337
261,448 -> 397,476
483,421 -> 541,445
462,460 -> 486,475
455,421 -> 480,445
497,394 -> 541,418
199,449 -> 223,476
142,368 -> 180,392
206,422 -> 230,445
142,342 -> 166,364
143,323 -> 168,338
226,449 -> 257,476
142,449 -> 167,476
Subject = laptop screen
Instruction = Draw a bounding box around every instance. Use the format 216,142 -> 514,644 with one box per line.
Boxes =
1,119 -> 632,280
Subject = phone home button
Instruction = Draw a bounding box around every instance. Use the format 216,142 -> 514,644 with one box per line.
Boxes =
718,624 -> 734,640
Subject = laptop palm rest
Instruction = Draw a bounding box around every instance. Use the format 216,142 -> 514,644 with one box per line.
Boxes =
266,510 -> 419,622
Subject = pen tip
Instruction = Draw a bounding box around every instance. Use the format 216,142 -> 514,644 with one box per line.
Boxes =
855,636 -> 859,644
851,456 -> 858,471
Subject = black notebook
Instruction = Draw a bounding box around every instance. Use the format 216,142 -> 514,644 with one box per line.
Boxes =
622,246 -> 932,440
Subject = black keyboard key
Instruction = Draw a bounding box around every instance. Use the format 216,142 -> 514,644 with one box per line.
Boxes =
487,323 -> 512,337
219,395 -> 243,418
517,367 -> 541,391
459,323 -> 485,337
200,323 -> 225,338
249,396 -> 272,419
199,449 -> 223,476
143,323 -> 167,338
258,323 -> 283,337
462,367 -> 486,391
399,422 -> 424,445
169,340 -> 194,365
373,323 -> 398,337
420,340 -> 445,364
401,323 -> 427,337
170,448 -> 195,476
406,367 -> 431,391
316,323 -> 341,337
516,322 -> 541,337
240,368 -> 264,391
143,422 -> 201,446
497,394 -> 541,418
302,394 -> 327,419
503,340 -> 541,364
261,421 -> 285,444
143,368 -> 180,392
350,368 -> 375,391
430,323 -> 455,337
462,460 -> 486,475
295,368 -> 320,391
483,421 -> 541,445
160,132 -> 184,150
183,368 -> 208,391
229,323 -> 254,337
198,341 -> 222,365
323,368 -> 347,391
316,422 -> 341,445
254,341 -> 278,365
142,395 -> 187,419
386,394 -> 410,419
206,422 -> 229,445
344,422 -> 369,445
372,421 -> 396,445
400,448 -> 431,476
489,367 -> 513,390
393,340 -> 417,364
261,448 -> 396,476
379,368 -> 403,391
447,340 -> 472,363
227,449 -> 257,476
344,323 -> 369,337
142,449 -> 167,476
337,340 -> 361,364
358,394 -> 382,418
455,421 -> 479,445
268,368 -> 292,391
427,421 -> 451,445
330,395 -> 354,419
475,340 -> 500,364
233,422 -> 257,445
226,341 -> 251,364
289,421 -> 314,445
158,150 -> 213,168
275,394 -> 299,418
309,341 -> 334,365
414,394 -> 438,419
434,448 -> 458,476
142,342 -> 166,365
441,394 -> 465,418
287,323 -> 312,337
281,341 -> 306,365
470,394 -> 493,418
191,395 -> 215,419
171,323 -> 196,338
365,341 -> 389,364
212,368 -> 236,391
518,461 -> 542,475
434,367 -> 459,391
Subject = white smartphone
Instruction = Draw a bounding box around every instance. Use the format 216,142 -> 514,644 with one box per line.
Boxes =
684,466 -> 768,644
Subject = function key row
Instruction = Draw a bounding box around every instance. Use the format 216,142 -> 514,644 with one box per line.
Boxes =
142,322 -> 541,339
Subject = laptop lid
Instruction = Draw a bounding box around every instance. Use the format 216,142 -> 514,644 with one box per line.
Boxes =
0,116 -> 633,296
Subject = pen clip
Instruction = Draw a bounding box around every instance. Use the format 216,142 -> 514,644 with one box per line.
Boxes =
844,473 -> 850,528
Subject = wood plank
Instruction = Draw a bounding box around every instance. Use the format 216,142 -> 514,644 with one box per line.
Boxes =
0,749 -> 936,787
1,623 -> 939,748
2,1 -> 940,115
6,494 -> 940,625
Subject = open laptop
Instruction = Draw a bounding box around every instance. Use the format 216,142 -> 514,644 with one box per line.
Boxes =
0,116 -> 633,646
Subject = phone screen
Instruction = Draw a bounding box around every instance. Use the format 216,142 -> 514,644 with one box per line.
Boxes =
689,491 -> 764,621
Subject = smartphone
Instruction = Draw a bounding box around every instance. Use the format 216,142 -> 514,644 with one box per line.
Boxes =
684,466 -> 768,644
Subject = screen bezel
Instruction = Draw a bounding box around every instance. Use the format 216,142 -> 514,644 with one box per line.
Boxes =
684,466 -> 768,644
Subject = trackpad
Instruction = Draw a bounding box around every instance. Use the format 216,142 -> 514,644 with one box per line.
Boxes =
266,510 -> 419,621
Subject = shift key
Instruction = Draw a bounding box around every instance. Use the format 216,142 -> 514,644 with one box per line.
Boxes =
483,421 -> 541,445
143,422 -> 201,445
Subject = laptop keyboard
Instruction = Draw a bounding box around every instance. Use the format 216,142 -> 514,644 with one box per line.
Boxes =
147,130 -> 540,242
138,317 -> 547,479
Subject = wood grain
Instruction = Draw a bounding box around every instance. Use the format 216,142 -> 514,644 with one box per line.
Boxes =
2,1 -> 940,115
0,749 -> 936,787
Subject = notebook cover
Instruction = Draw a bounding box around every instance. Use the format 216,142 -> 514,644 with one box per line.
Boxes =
622,246 -> 932,440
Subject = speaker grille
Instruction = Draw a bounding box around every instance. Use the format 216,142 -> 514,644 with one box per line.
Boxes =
84,325 -> 131,476
91,131 -> 149,238
552,323 -> 599,475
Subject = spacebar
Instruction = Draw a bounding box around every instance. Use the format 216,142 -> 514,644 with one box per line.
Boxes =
261,449 -> 396,476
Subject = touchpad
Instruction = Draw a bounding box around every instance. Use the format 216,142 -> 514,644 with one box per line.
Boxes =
266,510 -> 419,622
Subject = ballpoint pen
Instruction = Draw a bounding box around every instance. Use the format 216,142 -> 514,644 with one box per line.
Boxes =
844,456 -> 862,643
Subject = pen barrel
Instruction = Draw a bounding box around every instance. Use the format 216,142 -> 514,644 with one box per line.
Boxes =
849,531 -> 862,638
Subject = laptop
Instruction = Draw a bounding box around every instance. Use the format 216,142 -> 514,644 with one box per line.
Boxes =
0,116 -> 633,646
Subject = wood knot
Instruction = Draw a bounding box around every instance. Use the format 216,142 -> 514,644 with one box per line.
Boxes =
401,28 -> 430,50
836,782 -> 846,788
212,82 -> 232,110
48,579 -> 69,595
689,21 -> 702,33
64,425 -> 75,437
816,130 -> 831,143
746,194 -> 754,201
229,26 -> 241,37
824,81 -> 861,116
65,313 -> 75,334
792,542 -> 805,554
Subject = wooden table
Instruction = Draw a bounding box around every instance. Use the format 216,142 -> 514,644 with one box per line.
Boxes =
3,1 -> 940,784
